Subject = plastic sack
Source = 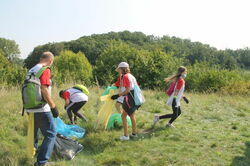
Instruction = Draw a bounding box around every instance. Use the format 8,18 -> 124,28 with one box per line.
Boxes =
54,117 -> 85,139
97,89 -> 116,129
107,113 -> 132,129
101,86 -> 117,96
53,134 -> 83,160
27,113 -> 36,158
133,85 -> 145,106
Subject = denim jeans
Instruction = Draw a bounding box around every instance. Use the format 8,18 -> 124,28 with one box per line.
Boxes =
34,112 -> 56,165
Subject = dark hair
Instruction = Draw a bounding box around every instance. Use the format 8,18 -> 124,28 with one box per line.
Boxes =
59,90 -> 64,97
165,66 -> 187,82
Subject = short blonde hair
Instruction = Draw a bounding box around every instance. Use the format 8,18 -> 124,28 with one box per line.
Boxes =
40,51 -> 54,60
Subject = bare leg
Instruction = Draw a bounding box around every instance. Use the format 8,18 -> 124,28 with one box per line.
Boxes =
121,110 -> 128,136
115,102 -> 122,113
129,113 -> 136,134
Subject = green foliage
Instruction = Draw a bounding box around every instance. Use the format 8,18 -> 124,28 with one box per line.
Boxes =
0,52 -> 26,86
53,50 -> 93,85
94,41 -> 182,89
23,31 -> 250,81
1,31 -> 250,94
25,42 -> 65,69
221,81 -> 250,96
233,48 -> 250,69
0,37 -> 20,61
185,62 -> 248,92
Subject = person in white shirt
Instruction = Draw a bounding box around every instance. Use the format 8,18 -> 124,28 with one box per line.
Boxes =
59,87 -> 88,124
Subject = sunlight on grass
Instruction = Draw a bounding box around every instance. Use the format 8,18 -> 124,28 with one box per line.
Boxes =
0,87 -> 249,166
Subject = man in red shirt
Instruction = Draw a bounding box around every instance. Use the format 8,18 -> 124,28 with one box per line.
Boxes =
25,52 -> 58,166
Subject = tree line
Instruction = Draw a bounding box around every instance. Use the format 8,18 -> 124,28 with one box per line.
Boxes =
1,31 -> 250,94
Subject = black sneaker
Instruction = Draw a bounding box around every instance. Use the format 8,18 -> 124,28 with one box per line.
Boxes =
129,133 -> 138,138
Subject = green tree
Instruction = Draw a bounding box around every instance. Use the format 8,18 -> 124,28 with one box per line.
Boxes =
53,50 -> 93,85
25,42 -> 65,69
0,37 -> 20,61
94,41 -> 182,89
0,50 -> 26,86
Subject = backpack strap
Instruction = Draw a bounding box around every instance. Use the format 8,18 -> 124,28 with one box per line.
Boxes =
35,66 -> 50,78
71,87 -> 83,97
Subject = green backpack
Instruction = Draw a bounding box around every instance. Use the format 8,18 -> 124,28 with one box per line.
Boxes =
72,84 -> 89,95
21,66 -> 50,115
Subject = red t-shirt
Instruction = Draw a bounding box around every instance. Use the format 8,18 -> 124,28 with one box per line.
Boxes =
62,91 -> 70,100
176,79 -> 185,90
114,74 -> 130,87
39,69 -> 51,86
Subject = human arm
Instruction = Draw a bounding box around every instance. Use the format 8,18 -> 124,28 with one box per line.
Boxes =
111,74 -> 131,100
41,85 -> 56,108
40,69 -> 58,117
41,85 -> 59,117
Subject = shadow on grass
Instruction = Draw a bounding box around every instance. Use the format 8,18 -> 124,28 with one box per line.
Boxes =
231,142 -> 250,166
128,125 -> 171,141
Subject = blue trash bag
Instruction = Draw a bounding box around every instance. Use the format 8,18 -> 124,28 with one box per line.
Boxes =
54,117 -> 86,139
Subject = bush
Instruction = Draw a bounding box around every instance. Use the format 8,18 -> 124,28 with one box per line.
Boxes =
94,40 -> 182,89
0,53 -> 26,86
53,50 -> 93,85
220,81 -> 250,95
185,63 -> 249,93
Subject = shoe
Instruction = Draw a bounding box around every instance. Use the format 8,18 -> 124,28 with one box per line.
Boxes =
153,115 -> 160,125
129,133 -> 138,138
166,123 -> 175,128
120,135 -> 130,141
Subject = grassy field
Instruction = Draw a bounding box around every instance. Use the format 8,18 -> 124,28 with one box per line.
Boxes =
0,85 -> 249,166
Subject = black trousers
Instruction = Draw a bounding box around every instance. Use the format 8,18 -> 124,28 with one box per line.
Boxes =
66,101 -> 87,123
159,99 -> 181,124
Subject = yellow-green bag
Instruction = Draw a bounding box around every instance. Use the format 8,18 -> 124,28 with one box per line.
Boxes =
27,113 -> 36,158
73,84 -> 89,95
96,89 -> 115,129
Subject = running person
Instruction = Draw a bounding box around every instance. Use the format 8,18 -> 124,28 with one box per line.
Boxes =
154,66 -> 189,127
59,87 -> 88,124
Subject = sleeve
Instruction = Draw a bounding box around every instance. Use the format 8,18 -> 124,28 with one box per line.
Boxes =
176,79 -> 184,90
114,77 -> 121,87
39,69 -> 51,86
62,91 -> 70,100
122,74 -> 130,87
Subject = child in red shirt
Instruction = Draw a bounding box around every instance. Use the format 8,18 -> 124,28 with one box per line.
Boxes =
154,66 -> 189,127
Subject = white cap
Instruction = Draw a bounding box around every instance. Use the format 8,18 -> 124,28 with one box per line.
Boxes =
117,62 -> 129,68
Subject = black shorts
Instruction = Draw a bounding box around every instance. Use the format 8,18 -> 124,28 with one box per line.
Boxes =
66,101 -> 87,112
122,90 -> 140,116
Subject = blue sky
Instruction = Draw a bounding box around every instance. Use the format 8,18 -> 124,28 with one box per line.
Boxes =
1,0 -> 250,58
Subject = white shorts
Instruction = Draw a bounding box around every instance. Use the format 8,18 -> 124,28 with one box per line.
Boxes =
117,96 -> 125,103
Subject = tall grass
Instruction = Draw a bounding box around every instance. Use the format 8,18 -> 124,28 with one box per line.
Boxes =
0,86 -> 249,166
